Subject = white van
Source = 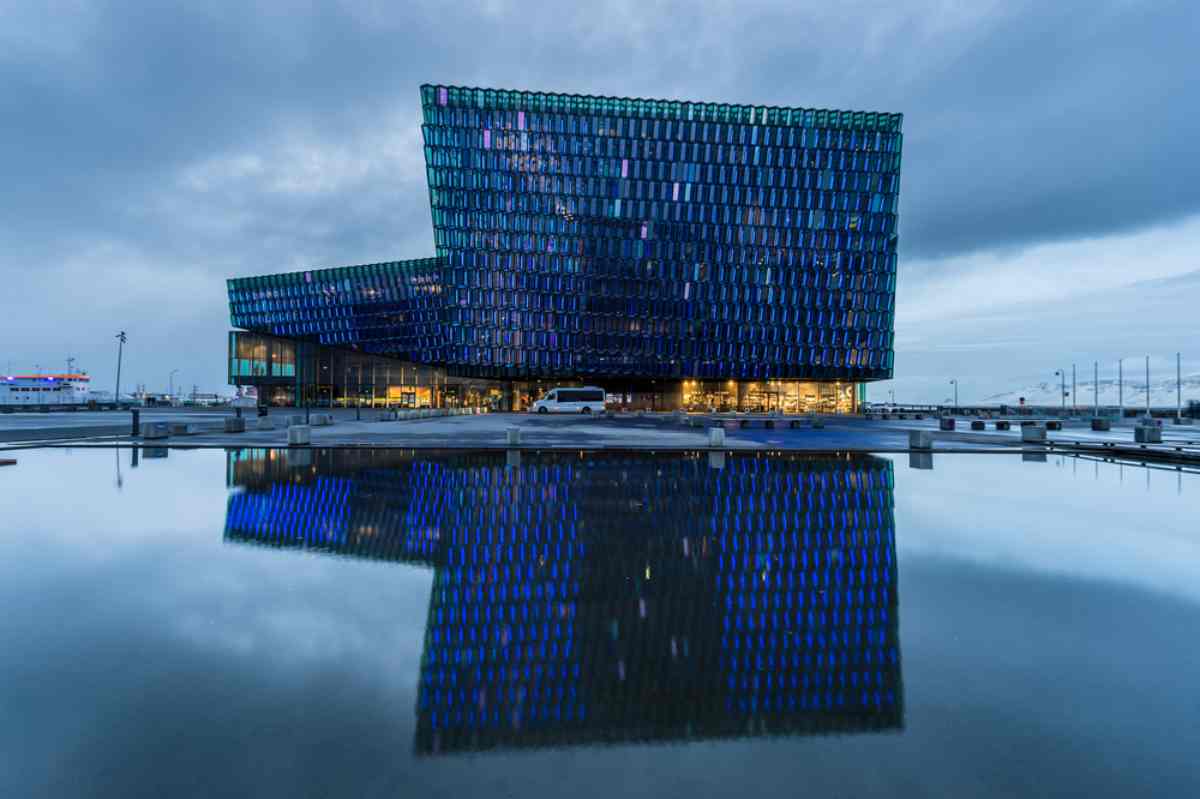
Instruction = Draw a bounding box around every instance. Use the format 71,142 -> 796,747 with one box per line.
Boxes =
530,386 -> 606,414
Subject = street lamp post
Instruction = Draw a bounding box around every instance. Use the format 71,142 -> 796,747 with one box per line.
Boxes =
1054,369 -> 1066,413
169,368 -> 180,402
1118,358 -> 1123,417
1071,363 -> 1077,416
949,379 -> 958,412
1177,352 -> 1183,423
114,331 -> 127,408
1145,355 -> 1151,418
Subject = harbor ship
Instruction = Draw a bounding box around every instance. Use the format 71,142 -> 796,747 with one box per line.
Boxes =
0,373 -> 93,406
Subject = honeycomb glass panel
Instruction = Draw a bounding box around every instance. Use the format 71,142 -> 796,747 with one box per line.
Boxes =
419,84 -> 902,383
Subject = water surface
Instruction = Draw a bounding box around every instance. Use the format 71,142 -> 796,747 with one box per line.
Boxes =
1,447 -> 1197,797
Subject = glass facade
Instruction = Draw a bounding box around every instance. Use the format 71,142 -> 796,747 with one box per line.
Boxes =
224,450 -> 902,753
226,85 -> 903,408
228,258 -> 444,363
422,84 -> 901,382
227,331 -> 502,409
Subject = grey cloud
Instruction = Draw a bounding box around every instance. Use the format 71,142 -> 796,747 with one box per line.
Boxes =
3,0 -> 1197,392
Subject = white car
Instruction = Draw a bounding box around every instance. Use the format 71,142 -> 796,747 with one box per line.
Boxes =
530,387 -> 606,414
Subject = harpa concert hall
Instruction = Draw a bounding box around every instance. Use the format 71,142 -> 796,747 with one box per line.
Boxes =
228,85 -> 903,412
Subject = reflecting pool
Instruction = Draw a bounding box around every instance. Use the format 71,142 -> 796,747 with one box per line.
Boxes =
1,448 -> 1198,797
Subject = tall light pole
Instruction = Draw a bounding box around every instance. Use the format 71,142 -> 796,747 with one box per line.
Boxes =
1177,352 -> 1183,423
114,331 -> 127,407
169,368 -> 180,400
1145,355 -> 1151,418
949,378 -> 958,411
1071,363 -> 1076,415
1054,369 -> 1066,413
1093,361 -> 1099,417
1118,358 -> 1123,417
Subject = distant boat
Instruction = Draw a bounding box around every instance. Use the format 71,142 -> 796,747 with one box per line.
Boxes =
0,373 -> 92,406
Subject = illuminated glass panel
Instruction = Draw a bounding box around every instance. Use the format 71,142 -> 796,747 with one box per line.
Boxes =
227,258 -> 446,364
421,85 -> 902,381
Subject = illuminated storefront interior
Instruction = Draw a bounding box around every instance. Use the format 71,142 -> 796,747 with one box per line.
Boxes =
681,379 -> 858,413
231,331 -> 864,411
228,331 -> 504,409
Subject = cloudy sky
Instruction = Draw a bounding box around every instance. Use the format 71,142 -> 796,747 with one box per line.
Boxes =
4,0 -> 1197,402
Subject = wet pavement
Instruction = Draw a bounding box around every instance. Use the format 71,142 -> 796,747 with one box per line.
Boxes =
3,409 -> 1197,458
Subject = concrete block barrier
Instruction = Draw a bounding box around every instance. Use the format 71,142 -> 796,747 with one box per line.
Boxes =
506,426 -> 521,446
909,430 -> 933,450
1091,418 -> 1111,431
970,420 -> 986,431
256,417 -> 275,431
287,425 -> 311,446
286,448 -> 312,468
1135,425 -> 1162,443
1022,425 -> 1047,443
938,417 -> 956,431
286,414 -> 305,427
995,420 -> 1011,431
310,414 -> 333,427
224,417 -> 246,433
141,421 -> 169,439
909,451 -> 933,469
168,422 -> 201,435
1046,420 -> 1063,431
708,427 -> 726,447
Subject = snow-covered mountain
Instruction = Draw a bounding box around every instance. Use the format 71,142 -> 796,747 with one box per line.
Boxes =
982,374 -> 1200,409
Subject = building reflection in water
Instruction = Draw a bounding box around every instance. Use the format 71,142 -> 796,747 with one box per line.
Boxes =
224,449 -> 903,754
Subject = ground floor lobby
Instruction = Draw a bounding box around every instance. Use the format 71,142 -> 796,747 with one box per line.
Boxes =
229,330 -> 865,413
240,377 -> 861,414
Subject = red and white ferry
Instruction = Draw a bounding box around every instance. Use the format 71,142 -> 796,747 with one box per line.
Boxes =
0,373 -> 93,406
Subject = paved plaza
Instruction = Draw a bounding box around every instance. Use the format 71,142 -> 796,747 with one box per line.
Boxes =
3,408 -> 1197,463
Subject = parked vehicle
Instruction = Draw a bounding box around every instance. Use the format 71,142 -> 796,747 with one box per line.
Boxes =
530,387 -> 606,414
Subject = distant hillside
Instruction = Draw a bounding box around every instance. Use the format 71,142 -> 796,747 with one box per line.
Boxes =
982,374 -> 1200,408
